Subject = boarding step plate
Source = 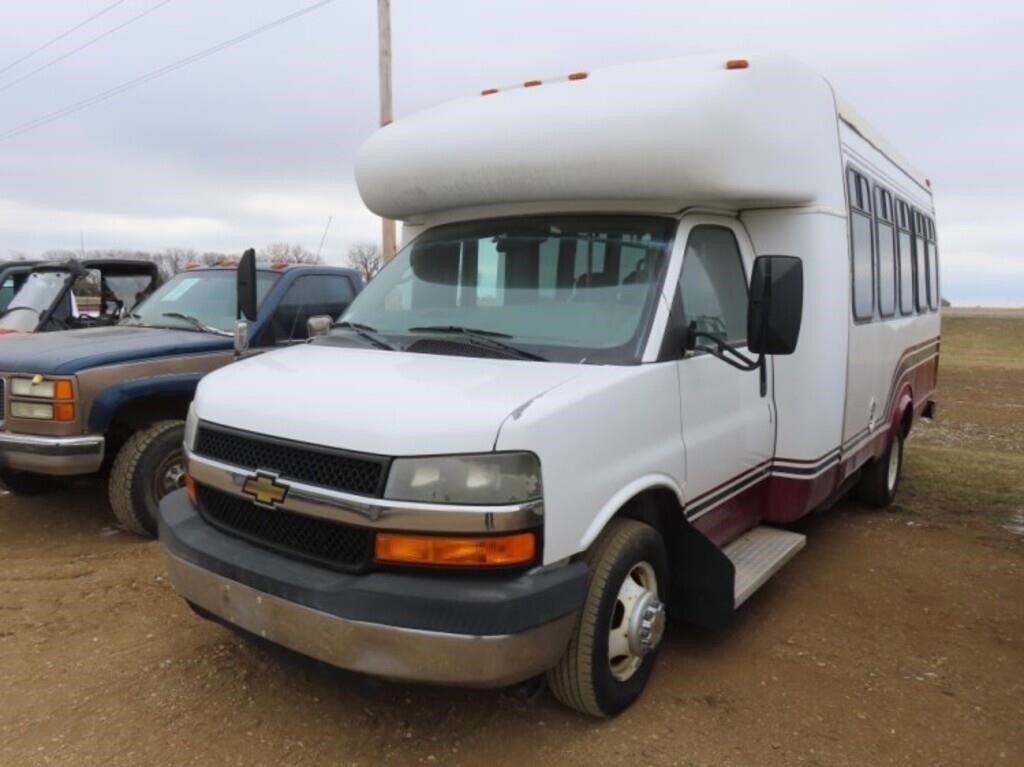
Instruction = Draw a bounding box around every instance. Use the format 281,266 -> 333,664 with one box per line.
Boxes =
724,526 -> 806,607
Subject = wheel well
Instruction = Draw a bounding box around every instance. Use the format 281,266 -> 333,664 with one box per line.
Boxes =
900,399 -> 914,438
107,394 -> 191,448
613,487 -> 735,629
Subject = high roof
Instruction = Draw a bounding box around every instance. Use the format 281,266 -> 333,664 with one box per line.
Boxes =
356,53 -> 853,223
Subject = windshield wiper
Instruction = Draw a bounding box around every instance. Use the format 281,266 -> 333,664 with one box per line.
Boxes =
333,321 -> 396,351
408,325 -> 547,362
160,312 -> 232,337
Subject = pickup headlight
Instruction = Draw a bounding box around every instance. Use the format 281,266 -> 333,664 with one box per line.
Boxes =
385,452 -> 542,505
8,376 -> 76,422
10,376 -> 73,400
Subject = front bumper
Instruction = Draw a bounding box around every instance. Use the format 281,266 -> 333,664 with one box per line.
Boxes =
158,490 -> 588,687
0,431 -> 105,475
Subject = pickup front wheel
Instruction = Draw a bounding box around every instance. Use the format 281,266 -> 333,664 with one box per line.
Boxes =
547,518 -> 669,717
109,420 -> 185,537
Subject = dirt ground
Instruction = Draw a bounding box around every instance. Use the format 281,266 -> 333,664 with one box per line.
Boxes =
1,314 -> 1021,766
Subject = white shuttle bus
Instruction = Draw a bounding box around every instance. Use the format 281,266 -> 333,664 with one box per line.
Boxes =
158,54 -> 940,716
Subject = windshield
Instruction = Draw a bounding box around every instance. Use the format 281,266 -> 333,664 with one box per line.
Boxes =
122,270 -> 280,333
0,271 -> 70,332
336,216 -> 674,364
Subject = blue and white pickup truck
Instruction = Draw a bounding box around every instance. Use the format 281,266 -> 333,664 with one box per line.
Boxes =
0,259 -> 363,536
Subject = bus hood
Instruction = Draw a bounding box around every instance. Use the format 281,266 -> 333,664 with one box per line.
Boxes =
193,343 -> 592,456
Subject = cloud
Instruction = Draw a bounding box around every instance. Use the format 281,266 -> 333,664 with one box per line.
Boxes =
0,0 -> 1021,303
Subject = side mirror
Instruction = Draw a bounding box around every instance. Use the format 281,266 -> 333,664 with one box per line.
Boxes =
306,315 -> 333,338
234,320 -> 250,357
237,248 -> 258,322
748,255 -> 803,356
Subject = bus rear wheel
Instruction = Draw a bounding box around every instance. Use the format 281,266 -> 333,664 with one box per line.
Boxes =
547,518 -> 668,717
856,429 -> 904,508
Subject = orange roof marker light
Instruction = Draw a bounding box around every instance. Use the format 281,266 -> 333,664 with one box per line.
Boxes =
567,71 -> 589,81
726,58 -> 750,70
481,87 -> 498,96
523,79 -> 542,88
219,258 -> 240,267
270,260 -> 289,270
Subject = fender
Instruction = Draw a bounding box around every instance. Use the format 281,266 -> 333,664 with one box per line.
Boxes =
578,473 -> 686,554
889,382 -> 914,438
87,373 -> 206,433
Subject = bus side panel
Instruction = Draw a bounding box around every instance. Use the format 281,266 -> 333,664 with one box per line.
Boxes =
741,210 -> 849,522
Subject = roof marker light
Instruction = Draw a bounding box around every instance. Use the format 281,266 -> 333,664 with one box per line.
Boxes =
481,88 -> 498,96
568,71 -> 588,81
726,58 -> 749,70
523,79 -> 542,87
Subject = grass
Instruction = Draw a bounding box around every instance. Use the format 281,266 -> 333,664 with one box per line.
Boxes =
905,312 -> 1024,535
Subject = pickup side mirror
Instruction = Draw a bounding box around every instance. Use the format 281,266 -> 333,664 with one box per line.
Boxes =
306,315 -> 333,338
237,248 -> 258,322
747,255 -> 803,356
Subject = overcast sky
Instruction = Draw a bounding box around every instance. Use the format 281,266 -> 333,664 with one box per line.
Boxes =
0,0 -> 1021,305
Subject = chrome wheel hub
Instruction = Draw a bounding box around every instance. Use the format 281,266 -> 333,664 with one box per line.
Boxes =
608,561 -> 663,682
887,436 -> 901,492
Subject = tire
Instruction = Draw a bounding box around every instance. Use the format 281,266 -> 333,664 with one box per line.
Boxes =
0,470 -> 69,495
109,420 -> 186,537
856,429 -> 904,508
547,518 -> 669,717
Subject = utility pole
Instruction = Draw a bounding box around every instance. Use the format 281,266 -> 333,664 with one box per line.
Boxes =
377,0 -> 397,262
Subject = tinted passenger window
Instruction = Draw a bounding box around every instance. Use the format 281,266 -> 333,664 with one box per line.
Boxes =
913,211 -> 928,312
925,216 -> 939,311
269,275 -> 355,343
679,226 -> 748,344
875,187 -> 896,318
896,200 -> 914,315
848,169 -> 874,321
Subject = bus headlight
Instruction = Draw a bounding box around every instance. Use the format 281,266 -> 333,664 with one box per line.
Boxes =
384,452 -> 542,505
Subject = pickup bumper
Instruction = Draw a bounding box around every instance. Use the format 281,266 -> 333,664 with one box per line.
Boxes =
0,431 -> 105,475
158,490 -> 588,687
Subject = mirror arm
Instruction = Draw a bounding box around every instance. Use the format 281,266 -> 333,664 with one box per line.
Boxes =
691,331 -> 762,372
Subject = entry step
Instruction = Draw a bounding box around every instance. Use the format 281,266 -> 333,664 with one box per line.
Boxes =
724,526 -> 806,607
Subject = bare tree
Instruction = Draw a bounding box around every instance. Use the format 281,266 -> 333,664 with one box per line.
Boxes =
347,242 -> 383,283
259,243 -> 321,265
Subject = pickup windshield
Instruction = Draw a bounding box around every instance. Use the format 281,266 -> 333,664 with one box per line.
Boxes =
122,270 -> 280,333
0,271 -> 70,332
336,216 -> 674,364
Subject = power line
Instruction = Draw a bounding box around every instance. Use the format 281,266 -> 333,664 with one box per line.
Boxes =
0,0 -> 338,143
0,0 -> 175,95
0,0 -> 127,77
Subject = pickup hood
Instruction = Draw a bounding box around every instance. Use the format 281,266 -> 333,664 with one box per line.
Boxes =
194,344 -> 594,456
0,325 -> 230,375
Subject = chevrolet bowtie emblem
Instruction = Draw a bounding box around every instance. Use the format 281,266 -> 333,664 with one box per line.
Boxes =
242,472 -> 288,508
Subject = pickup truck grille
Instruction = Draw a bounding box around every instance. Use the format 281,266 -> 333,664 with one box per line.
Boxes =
193,424 -> 389,497
196,485 -> 373,572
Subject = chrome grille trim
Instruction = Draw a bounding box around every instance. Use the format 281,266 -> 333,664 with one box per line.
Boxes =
185,449 -> 544,534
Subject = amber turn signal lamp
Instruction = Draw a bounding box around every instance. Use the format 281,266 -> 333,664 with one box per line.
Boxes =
184,474 -> 197,505
54,380 -> 74,400
54,403 -> 75,422
374,532 -> 536,567
726,58 -> 749,70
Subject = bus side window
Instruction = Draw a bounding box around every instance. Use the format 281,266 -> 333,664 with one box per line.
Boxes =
874,186 -> 896,318
913,210 -> 929,313
896,200 -> 915,315
848,168 -> 875,321
926,216 -> 939,311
